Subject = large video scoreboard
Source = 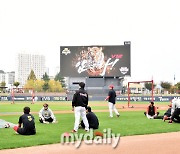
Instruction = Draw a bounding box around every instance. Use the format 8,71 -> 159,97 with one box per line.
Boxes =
60,42 -> 131,77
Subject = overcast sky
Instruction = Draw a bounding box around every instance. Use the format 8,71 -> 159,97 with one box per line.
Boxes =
0,0 -> 179,84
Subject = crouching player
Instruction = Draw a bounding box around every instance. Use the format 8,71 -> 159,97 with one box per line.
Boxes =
39,103 -> 57,124
13,107 -> 36,135
80,106 -> 99,129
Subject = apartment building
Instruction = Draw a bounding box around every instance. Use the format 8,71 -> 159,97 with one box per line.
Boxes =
16,53 -> 46,86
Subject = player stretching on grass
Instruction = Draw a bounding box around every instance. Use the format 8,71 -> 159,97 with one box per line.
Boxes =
105,85 -> 120,118
80,106 -> 99,129
144,101 -> 159,119
39,103 -> 57,124
13,107 -> 36,135
72,82 -> 89,132
169,98 -> 180,124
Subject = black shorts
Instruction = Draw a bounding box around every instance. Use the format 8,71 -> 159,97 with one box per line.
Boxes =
17,128 -> 36,135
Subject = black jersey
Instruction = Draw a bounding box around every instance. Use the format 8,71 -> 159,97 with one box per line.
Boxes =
108,89 -> 116,104
18,114 -> 36,135
86,112 -> 99,129
72,88 -> 88,108
148,106 -> 155,116
164,108 -> 171,117
81,112 -> 99,129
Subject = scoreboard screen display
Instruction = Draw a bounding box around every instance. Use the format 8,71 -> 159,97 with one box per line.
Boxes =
60,43 -> 131,77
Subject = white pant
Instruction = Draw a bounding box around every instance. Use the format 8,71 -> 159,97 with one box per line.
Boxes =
108,102 -> 119,117
146,114 -> 157,119
146,114 -> 154,119
74,106 -> 89,131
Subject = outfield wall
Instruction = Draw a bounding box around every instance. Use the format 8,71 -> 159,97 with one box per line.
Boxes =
0,95 -> 180,102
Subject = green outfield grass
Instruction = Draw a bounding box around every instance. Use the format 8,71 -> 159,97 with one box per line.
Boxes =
0,101 -> 180,150
0,101 -> 126,113
0,101 -> 170,113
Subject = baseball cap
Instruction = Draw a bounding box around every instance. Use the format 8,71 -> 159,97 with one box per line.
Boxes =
109,85 -> 114,88
86,106 -> 91,112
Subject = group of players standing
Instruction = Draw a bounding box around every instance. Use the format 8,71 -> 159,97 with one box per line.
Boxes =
71,82 -> 119,133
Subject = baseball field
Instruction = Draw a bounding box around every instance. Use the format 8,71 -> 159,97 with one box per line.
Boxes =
0,101 -> 180,152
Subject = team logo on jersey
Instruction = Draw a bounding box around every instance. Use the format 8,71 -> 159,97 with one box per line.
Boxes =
62,48 -> 71,55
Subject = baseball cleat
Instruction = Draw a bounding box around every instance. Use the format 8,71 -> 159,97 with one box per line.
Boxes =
71,130 -> 77,133
168,121 -> 172,124
4,123 -> 10,128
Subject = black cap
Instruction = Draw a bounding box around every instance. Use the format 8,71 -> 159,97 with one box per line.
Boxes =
86,106 -> 91,112
79,82 -> 85,89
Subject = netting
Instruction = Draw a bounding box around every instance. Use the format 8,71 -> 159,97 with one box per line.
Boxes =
11,88 -> 35,104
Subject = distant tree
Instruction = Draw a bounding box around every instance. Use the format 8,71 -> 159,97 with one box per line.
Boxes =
170,85 -> 177,94
42,72 -> 50,82
175,82 -> 180,90
41,72 -> 50,91
0,81 -> 6,92
34,80 -> 44,92
13,82 -> 20,88
175,82 -> 180,94
54,72 -> 66,88
49,80 -> 64,92
160,81 -> 172,92
42,82 -> 49,92
0,81 -> 6,87
27,70 -> 37,81
24,80 -> 34,89
145,82 -> 156,91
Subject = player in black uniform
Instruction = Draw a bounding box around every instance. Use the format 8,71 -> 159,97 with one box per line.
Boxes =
80,106 -> 99,129
144,101 -> 159,119
153,104 -> 171,120
72,82 -> 89,132
105,85 -> 120,118
13,107 -> 36,135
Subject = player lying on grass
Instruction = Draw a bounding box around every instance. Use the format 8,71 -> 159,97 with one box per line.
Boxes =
13,107 -> 36,135
144,101 -> 159,119
153,104 -> 171,121
0,119 -> 16,128
39,103 -> 57,124
80,106 -> 99,129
